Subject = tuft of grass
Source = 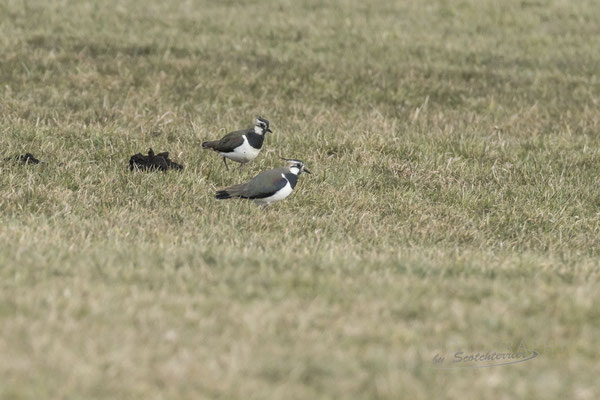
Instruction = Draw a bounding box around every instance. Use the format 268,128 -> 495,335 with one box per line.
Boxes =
1,0 -> 600,398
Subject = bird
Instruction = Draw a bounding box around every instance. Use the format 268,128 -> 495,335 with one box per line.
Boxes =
202,116 -> 272,170
216,158 -> 311,206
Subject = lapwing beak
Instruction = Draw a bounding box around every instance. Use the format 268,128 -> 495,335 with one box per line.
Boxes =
303,168 -> 311,174
266,128 -> 272,133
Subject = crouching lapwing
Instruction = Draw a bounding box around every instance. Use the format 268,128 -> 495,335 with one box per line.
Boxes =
202,117 -> 272,170
216,158 -> 311,206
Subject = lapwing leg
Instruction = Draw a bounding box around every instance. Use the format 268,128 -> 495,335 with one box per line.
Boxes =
222,157 -> 229,171
238,162 -> 245,170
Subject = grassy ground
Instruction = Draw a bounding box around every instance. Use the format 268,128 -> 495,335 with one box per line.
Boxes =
1,0 -> 600,398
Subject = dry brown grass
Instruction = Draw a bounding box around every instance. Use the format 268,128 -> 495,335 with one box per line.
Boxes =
1,0 -> 600,398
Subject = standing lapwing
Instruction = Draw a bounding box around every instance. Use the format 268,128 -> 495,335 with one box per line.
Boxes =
216,158 -> 311,206
202,117 -> 272,170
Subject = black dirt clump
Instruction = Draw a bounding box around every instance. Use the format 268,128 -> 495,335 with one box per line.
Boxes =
129,148 -> 184,172
5,153 -> 40,164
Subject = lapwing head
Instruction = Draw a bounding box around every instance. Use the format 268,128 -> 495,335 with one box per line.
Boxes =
281,158 -> 311,175
254,116 -> 272,134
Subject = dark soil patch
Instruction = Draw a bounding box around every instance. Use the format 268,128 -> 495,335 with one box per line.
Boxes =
129,149 -> 184,172
5,153 -> 40,164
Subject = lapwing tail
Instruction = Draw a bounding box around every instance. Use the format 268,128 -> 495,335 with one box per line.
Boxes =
215,183 -> 246,200
202,140 -> 218,149
215,190 -> 232,200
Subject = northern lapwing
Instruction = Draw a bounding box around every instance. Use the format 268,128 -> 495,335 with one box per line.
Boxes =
216,158 -> 311,206
202,117 -> 272,170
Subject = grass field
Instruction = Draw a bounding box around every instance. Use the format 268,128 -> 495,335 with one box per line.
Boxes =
1,0 -> 600,398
